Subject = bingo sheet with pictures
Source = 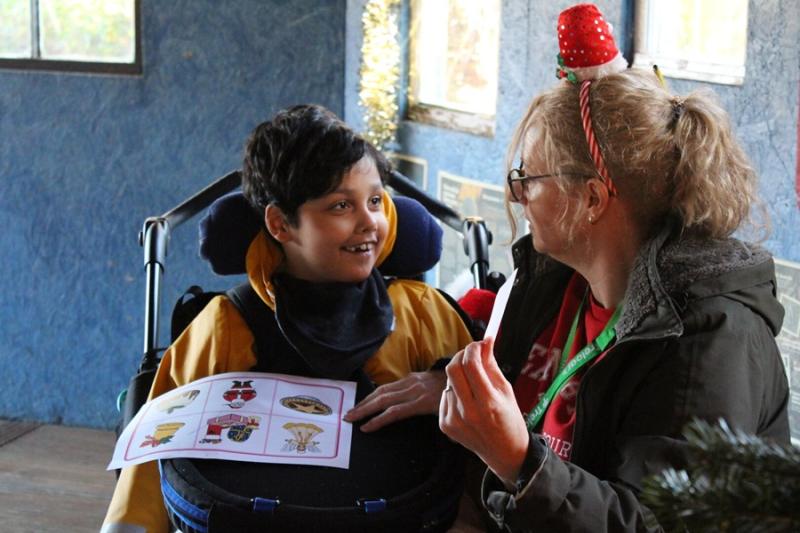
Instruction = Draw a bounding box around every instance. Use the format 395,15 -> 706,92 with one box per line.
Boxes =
108,371 -> 357,470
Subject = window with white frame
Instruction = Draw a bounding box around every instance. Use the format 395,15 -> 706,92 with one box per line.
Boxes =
0,0 -> 140,74
633,0 -> 748,85
408,0 -> 501,135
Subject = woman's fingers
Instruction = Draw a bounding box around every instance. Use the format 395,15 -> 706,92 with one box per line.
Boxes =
439,373 -> 464,441
481,337 -> 515,394
460,339 -> 498,400
445,349 -> 474,408
439,377 -> 452,432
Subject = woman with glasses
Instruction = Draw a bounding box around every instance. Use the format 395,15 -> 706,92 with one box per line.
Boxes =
347,4 -> 789,531
433,63 -> 789,530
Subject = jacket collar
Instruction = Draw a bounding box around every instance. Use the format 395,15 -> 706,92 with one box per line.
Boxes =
621,223 -> 781,339
511,222 -> 780,342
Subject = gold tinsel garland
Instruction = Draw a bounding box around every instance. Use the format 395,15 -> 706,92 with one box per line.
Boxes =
359,0 -> 401,151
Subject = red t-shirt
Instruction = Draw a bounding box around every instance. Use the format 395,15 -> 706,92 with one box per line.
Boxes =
512,273 -> 615,460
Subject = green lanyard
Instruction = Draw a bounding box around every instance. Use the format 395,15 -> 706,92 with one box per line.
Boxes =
524,293 -> 623,431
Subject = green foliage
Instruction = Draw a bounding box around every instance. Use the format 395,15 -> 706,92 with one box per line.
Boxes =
641,419 -> 800,533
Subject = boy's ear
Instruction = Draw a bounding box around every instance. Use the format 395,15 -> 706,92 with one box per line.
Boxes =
264,204 -> 292,243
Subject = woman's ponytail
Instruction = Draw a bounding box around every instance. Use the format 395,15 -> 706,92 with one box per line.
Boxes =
670,90 -> 758,238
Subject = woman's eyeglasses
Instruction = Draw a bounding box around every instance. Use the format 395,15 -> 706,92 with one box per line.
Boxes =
506,161 -> 590,202
506,162 -> 560,202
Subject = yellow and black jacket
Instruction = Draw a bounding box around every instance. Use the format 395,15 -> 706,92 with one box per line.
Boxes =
102,194 -> 472,533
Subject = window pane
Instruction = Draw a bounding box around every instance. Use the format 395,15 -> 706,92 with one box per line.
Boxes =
647,0 -> 746,66
0,0 -> 32,58
635,0 -> 747,84
437,172 -> 513,290
411,0 -> 500,116
39,0 -> 135,62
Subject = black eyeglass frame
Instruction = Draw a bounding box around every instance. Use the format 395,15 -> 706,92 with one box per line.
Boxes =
506,161 -> 591,202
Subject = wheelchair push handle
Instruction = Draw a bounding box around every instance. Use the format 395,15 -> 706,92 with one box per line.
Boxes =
137,171 -> 243,368
462,217 -> 492,290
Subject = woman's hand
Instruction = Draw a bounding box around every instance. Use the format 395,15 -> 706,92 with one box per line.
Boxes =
343,370 -> 447,432
440,338 -> 530,485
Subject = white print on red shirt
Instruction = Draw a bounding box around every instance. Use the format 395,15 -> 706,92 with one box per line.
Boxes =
542,431 -> 573,459
557,380 -> 580,416
518,342 -> 561,382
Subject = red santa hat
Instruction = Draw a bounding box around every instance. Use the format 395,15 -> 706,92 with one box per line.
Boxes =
556,3 -> 628,83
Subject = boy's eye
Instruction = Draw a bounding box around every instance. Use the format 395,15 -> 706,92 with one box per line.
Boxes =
331,200 -> 349,210
369,195 -> 383,207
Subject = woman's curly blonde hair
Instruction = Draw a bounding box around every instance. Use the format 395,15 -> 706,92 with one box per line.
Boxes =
506,68 -> 763,242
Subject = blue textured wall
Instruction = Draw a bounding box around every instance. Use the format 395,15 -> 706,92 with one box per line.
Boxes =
0,0 -> 346,429
2,0 -> 797,430
345,0 -> 800,261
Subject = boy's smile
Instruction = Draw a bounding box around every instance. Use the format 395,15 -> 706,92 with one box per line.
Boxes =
271,155 -> 388,283
343,242 -> 376,253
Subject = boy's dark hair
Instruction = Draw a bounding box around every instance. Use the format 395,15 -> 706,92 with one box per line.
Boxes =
242,104 -> 390,225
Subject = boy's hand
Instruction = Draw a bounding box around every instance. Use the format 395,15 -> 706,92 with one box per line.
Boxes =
343,370 -> 448,432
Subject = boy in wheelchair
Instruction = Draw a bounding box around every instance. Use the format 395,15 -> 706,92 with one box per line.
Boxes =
102,104 -> 473,533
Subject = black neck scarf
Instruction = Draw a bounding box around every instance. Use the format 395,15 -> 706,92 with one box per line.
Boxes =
271,269 -> 394,381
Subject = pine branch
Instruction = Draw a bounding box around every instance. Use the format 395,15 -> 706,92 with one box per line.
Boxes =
641,419 -> 800,532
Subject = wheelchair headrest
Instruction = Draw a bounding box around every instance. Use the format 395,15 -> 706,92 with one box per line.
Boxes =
199,192 -> 443,278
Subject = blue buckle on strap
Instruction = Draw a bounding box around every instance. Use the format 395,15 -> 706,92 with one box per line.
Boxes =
252,497 -> 280,513
357,498 -> 387,513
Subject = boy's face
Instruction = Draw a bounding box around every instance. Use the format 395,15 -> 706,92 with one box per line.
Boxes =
277,156 -> 388,283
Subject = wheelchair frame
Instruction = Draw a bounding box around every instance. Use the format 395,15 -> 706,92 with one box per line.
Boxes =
123,170 -> 493,431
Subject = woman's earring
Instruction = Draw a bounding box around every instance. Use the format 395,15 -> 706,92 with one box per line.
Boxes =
588,216 -> 594,224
